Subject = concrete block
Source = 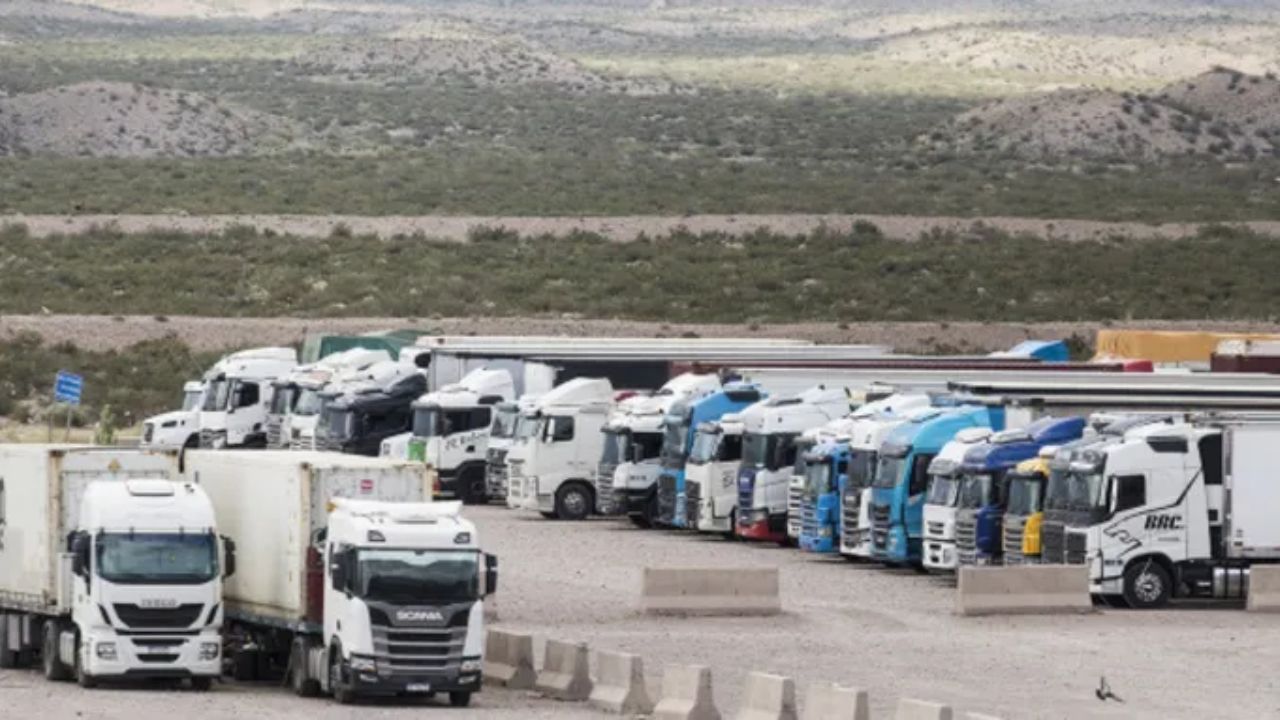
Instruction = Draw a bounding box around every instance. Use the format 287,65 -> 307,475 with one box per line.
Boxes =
965,713 -> 1005,720
1248,565 -> 1280,611
653,664 -> 722,720
534,638 -> 593,701
481,629 -> 535,689
642,567 -> 781,617
589,650 -> 654,715
956,565 -> 1092,616
735,672 -> 797,720
802,682 -> 869,720
895,698 -> 953,720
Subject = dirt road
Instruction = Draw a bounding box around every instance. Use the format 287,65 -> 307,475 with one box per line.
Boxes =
4,213 -> 1277,241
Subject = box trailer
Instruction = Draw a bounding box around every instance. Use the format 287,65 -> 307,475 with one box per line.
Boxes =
187,450 -> 496,705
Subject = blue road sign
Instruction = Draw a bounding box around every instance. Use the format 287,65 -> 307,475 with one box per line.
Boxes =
54,371 -> 84,405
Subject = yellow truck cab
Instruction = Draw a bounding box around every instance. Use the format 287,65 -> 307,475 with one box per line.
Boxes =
1000,449 -> 1055,564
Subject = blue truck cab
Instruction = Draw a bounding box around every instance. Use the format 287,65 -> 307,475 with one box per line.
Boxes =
869,405 -> 1005,565
655,382 -> 766,528
954,415 -> 1086,566
797,438 -> 851,553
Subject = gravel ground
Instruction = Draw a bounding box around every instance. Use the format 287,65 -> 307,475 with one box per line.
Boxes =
476,506 -> 1280,720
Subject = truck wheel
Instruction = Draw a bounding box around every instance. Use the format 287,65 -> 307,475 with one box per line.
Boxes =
0,614 -> 16,669
74,641 -> 96,689
329,651 -> 355,705
1122,560 -> 1172,609
190,677 -> 213,692
554,483 -> 592,521
41,622 -> 70,682
449,691 -> 472,707
289,640 -> 320,697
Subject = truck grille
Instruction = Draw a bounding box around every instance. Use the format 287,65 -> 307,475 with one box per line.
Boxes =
506,460 -> 526,502
1065,531 -> 1087,565
870,503 -> 891,551
686,480 -> 702,527
371,626 -> 467,673
657,472 -> 677,524
841,489 -> 862,550
1003,516 -> 1027,564
925,521 -> 945,538
737,476 -> 755,521
290,434 -> 316,451
595,462 -> 618,514
800,498 -> 819,537
486,449 -> 508,497
787,483 -> 804,537
265,417 -> 284,448
955,511 -> 977,566
316,435 -> 342,453
113,603 -> 204,629
1040,521 -> 1065,564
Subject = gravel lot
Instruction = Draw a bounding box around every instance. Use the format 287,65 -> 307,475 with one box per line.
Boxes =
476,506 -> 1280,720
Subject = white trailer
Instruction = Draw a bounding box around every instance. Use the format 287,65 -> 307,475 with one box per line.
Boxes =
0,446 -> 225,688
188,451 -> 495,705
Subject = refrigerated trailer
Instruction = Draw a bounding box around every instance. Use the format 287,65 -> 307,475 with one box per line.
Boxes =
187,451 -> 496,705
0,446 -> 225,689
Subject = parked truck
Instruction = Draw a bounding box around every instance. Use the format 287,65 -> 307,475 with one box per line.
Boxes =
314,362 -> 427,457
0,446 -> 226,689
1061,417 -> 1280,608
795,438 -> 850,553
919,428 -> 995,571
141,380 -> 205,451
199,347 -> 299,449
687,412 -> 748,535
380,368 -> 515,504
506,377 -> 615,520
485,396 -> 537,501
188,450 -> 496,704
736,386 -> 852,543
788,418 -> 854,543
999,450 -> 1055,564
952,416 -> 1086,567
267,349 -> 391,449
869,405 -> 1006,566
596,393 -> 667,518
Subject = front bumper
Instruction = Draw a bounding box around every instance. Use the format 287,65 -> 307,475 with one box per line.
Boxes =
736,510 -> 786,542
799,532 -> 836,553
347,663 -> 482,697
620,488 -> 653,517
923,539 -> 956,571
81,630 -> 221,679
696,496 -> 732,533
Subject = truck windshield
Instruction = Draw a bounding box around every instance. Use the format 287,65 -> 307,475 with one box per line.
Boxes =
660,418 -> 690,465
804,461 -> 831,496
957,473 -> 993,509
491,406 -> 519,439
1006,475 -> 1044,515
202,379 -> 229,411
355,549 -> 479,604
926,475 -> 961,506
872,453 -> 907,489
1067,471 -> 1108,511
516,414 -> 541,440
600,429 -> 629,466
322,407 -> 354,440
96,533 -> 217,585
1044,467 -> 1071,511
847,452 -> 876,491
269,386 -> 296,415
741,432 -> 769,468
689,430 -> 720,465
182,389 -> 203,412
294,388 -> 325,417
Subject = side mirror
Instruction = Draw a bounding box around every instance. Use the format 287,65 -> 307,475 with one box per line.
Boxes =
71,533 -> 90,578
484,553 -> 499,596
222,536 -> 237,579
330,548 -> 350,593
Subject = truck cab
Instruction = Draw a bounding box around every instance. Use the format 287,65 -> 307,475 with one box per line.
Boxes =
796,438 -> 850,553
736,386 -> 851,543
319,500 -> 496,705
953,416 -> 1086,566
267,349 -> 390,449
486,396 -> 537,502
198,347 -> 298,449
598,394 -> 667,518
869,405 -> 1005,566
381,368 -> 515,504
315,362 -> 427,457
788,419 -> 853,543
141,381 -> 204,451
1000,450 -> 1056,564
921,427 -> 994,572
688,415 -> 747,534
506,377 -> 615,520
654,378 -> 761,529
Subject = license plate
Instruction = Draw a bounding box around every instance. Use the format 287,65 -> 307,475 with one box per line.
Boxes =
406,683 -> 432,693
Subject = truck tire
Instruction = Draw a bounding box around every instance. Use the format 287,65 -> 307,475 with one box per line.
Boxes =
289,639 -> 321,697
74,637 -> 96,689
329,647 -> 355,705
1122,560 -> 1172,609
0,614 -> 17,669
460,469 -> 488,506
190,676 -> 213,692
41,622 -> 70,682
554,483 -> 592,521
449,691 -> 472,707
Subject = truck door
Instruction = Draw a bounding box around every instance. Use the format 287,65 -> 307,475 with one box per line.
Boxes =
905,454 -> 935,542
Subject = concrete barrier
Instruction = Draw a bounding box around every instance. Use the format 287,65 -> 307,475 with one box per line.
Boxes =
642,568 -> 781,616
802,682 -> 869,720
956,565 -> 1092,616
965,713 -> 1004,720
1247,565 -> 1280,611
895,699 -> 953,720
735,672 -> 797,720
653,664 -> 722,720
589,649 -> 654,715
482,629 -> 536,689
534,638 -> 593,701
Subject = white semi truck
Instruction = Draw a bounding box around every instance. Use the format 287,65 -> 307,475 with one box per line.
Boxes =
188,450 -> 496,704
381,368 -> 516,505
267,349 -> 391,449
921,427 -> 996,572
199,347 -> 299,449
506,377 -> 615,520
1067,417 -> 1280,609
0,446 -> 226,689
141,381 -> 206,451
597,392 -> 667,516
485,395 -> 538,501
689,411 -> 751,534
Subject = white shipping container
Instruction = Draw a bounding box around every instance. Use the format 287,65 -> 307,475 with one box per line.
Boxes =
0,445 -> 179,613
184,450 -> 430,627
1224,423 -> 1280,559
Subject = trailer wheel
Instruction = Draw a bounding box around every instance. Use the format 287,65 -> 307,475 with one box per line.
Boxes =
449,691 -> 472,707
1122,560 -> 1172,609
554,483 -> 592,521
41,622 -> 70,682
0,614 -> 17,669
289,639 -> 321,697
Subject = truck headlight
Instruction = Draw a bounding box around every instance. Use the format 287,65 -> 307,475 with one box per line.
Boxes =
460,657 -> 482,673
199,642 -> 220,660
349,655 -> 377,672
96,642 -> 117,660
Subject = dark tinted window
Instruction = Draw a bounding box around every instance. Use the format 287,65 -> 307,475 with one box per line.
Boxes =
237,382 -> 260,408
367,407 -> 411,435
470,408 -> 492,432
909,454 -> 936,496
550,416 -> 574,442
720,435 -> 743,462
1113,475 -> 1146,513
1199,434 -> 1223,486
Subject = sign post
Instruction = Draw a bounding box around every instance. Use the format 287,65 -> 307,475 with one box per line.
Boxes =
53,371 -> 84,442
